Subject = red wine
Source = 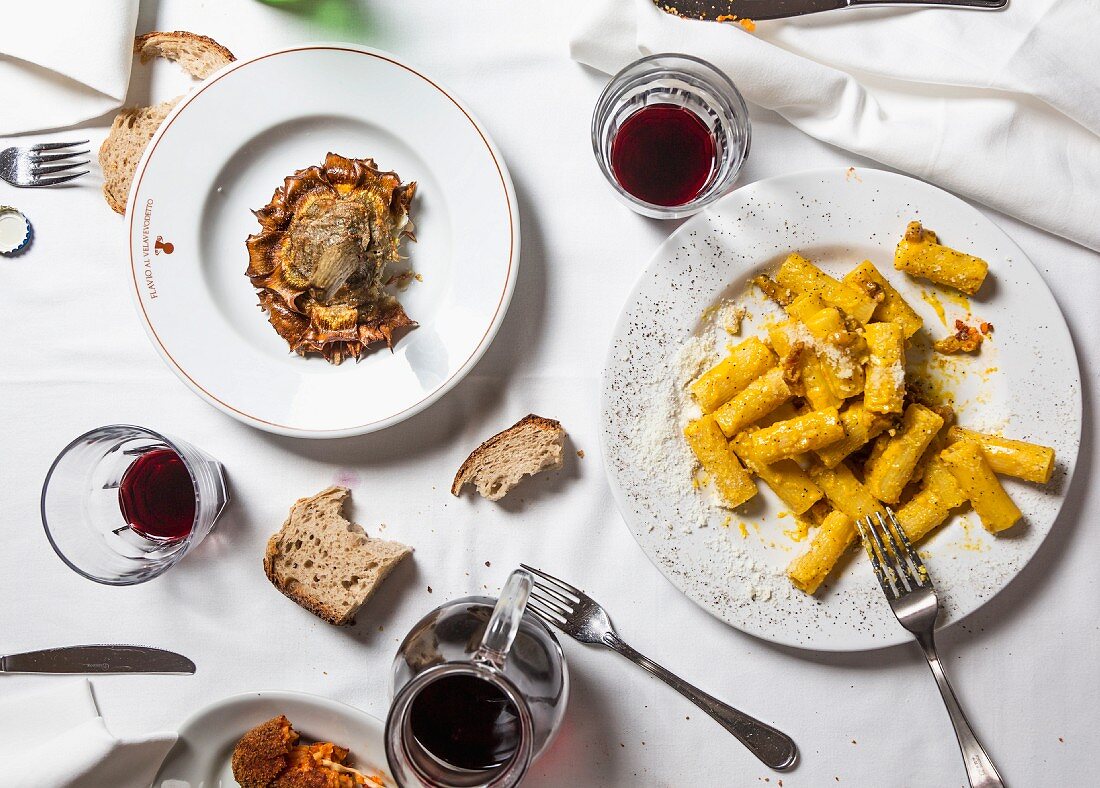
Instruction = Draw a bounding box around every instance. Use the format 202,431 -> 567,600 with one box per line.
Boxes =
610,103 -> 716,207
118,449 -> 196,541
410,674 -> 521,770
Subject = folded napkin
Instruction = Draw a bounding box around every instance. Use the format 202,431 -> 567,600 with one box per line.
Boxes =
0,680 -> 175,788
571,0 -> 1100,252
0,0 -> 140,135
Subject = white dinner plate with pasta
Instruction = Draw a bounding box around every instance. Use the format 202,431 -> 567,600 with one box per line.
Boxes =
600,167 -> 1082,651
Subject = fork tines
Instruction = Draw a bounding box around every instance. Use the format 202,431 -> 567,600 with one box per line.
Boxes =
33,150 -> 89,164
855,508 -> 930,599
32,140 -> 89,152
519,563 -> 580,624
30,141 -> 90,186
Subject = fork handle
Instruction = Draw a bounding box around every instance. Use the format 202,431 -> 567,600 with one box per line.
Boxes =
603,633 -> 797,770
917,634 -> 1005,788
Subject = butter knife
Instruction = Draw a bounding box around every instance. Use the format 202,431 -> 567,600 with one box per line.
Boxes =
1,645 -> 195,674
655,0 -> 1006,22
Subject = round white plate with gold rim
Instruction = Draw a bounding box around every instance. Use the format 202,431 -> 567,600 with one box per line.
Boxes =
127,45 -> 518,438
600,167 -> 1081,652
153,690 -> 392,786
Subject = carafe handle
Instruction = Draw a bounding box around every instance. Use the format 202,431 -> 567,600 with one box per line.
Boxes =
475,569 -> 532,669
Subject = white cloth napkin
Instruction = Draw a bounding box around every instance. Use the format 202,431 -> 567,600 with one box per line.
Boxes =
0,0 -> 140,135
0,680 -> 176,788
571,0 -> 1100,252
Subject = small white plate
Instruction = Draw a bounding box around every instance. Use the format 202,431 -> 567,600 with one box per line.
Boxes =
600,168 -> 1082,652
127,45 -> 518,437
153,690 -> 392,787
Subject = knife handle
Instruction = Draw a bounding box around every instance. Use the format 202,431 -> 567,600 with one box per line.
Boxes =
848,0 -> 1006,8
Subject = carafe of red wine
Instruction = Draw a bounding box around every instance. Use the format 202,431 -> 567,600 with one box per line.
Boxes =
385,570 -> 568,787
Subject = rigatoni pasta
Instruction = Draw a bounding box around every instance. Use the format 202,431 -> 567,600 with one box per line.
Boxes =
713,367 -> 794,438
945,427 -> 1054,484
864,403 -> 945,504
776,253 -> 877,323
843,260 -> 923,338
684,415 -> 757,508
801,307 -> 866,398
732,436 -> 823,515
679,237 -> 1055,595
815,400 -> 895,469
940,440 -> 1022,533
862,321 -> 905,414
893,221 -> 989,295
690,337 -> 776,413
807,462 -> 883,523
738,408 -> 844,465
893,458 -> 968,543
787,510 -> 857,594
768,321 -> 842,411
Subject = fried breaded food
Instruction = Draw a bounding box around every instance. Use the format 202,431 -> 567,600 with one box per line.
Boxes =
232,715 -> 371,788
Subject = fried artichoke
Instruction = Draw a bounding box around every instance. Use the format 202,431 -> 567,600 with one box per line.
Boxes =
246,152 -> 417,364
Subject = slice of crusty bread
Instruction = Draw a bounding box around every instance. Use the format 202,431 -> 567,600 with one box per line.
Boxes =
263,486 -> 412,626
100,99 -> 176,214
451,415 -> 565,501
99,31 -> 235,214
135,31 -> 236,79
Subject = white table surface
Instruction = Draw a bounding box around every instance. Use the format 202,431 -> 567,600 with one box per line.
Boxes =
2,2 -> 1097,786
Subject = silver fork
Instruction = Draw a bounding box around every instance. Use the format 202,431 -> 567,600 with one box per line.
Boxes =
0,140 -> 90,187
856,510 -> 1004,788
519,563 -> 798,770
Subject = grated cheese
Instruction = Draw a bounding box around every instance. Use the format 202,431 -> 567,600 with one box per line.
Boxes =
784,323 -> 857,380
888,359 -> 906,389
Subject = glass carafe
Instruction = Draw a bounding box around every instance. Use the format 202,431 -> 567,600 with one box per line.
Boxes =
385,570 -> 568,787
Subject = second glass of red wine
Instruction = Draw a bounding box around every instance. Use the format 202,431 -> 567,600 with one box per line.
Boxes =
592,53 -> 751,219
41,425 -> 228,585
386,570 -> 567,788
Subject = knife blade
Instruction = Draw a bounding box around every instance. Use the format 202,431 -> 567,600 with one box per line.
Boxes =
655,0 -> 1006,22
1,645 -> 195,674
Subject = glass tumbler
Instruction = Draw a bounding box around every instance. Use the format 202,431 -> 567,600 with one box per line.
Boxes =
41,424 -> 229,585
592,53 -> 751,219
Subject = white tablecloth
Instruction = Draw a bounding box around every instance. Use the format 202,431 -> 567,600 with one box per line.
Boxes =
2,2 -> 1097,786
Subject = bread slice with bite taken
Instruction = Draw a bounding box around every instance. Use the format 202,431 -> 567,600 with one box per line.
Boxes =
99,31 -> 235,214
134,31 -> 235,79
263,486 -> 411,626
451,414 -> 566,501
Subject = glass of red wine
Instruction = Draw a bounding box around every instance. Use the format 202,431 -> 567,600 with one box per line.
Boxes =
41,425 -> 228,585
592,53 -> 751,219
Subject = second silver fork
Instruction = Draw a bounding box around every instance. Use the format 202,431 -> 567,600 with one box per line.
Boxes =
856,509 -> 1004,788
520,563 -> 798,770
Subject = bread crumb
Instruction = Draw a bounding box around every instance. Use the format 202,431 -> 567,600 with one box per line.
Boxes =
577,449 -> 585,458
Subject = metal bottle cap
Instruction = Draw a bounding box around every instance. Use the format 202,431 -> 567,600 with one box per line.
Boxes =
0,206 -> 31,255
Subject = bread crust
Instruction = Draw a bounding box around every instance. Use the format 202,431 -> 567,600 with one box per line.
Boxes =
134,31 -> 236,76
263,487 -> 350,626
451,414 -> 564,497
100,99 -> 176,214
